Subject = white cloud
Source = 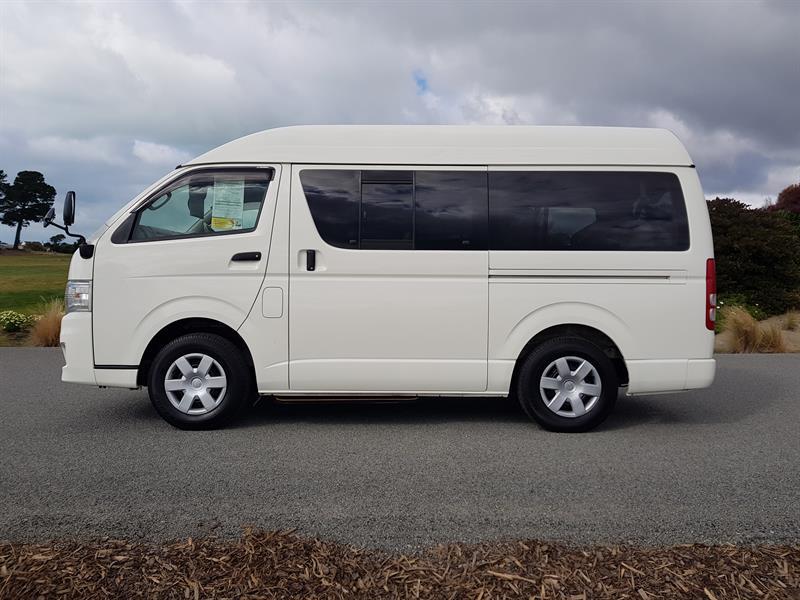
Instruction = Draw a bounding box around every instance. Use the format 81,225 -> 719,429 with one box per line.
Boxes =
132,140 -> 190,166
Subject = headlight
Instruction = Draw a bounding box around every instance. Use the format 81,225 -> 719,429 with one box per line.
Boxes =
65,280 -> 92,313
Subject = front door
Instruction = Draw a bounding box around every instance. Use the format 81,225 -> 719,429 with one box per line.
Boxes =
93,165 -> 280,367
288,165 -> 488,392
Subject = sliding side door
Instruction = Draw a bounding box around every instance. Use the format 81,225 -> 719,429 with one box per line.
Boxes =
289,165 -> 488,393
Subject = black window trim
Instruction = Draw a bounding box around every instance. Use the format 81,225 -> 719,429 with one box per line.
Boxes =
112,166 -> 274,244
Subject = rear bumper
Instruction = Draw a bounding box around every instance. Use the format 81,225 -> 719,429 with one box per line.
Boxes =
626,358 -> 715,395
60,312 -> 95,385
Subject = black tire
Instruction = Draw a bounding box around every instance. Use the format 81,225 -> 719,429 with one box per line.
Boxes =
516,336 -> 618,433
147,333 -> 252,429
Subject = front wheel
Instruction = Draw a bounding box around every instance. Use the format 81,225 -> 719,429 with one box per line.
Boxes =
147,333 -> 252,429
516,336 -> 618,432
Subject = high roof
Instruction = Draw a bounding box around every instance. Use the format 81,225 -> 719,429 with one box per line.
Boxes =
186,125 -> 693,167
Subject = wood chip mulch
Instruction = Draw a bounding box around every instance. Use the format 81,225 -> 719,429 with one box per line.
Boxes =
1,530 -> 797,599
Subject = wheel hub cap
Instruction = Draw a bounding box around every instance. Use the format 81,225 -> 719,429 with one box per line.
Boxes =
539,355 -> 602,418
163,353 -> 228,415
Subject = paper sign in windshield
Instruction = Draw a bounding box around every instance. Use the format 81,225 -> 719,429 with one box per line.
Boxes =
211,180 -> 245,231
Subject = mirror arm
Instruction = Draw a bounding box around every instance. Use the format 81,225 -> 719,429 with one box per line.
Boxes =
46,220 -> 87,246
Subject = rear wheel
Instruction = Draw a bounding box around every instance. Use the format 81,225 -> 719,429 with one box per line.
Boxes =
147,333 -> 251,429
516,336 -> 618,432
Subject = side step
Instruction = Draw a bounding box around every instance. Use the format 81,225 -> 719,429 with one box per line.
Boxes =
271,394 -> 419,404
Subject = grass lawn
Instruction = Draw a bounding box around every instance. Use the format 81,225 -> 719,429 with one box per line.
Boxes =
0,251 -> 71,315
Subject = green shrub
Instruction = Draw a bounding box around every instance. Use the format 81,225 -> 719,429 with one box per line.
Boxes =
0,310 -> 33,332
708,198 -> 800,316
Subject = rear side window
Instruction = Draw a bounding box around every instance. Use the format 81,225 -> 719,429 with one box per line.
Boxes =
300,169 -> 488,250
489,171 -> 689,251
131,170 -> 270,241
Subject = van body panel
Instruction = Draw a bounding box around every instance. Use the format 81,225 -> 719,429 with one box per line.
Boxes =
91,164 -> 281,368
287,164 -> 489,392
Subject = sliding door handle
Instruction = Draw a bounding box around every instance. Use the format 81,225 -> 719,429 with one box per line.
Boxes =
306,249 -> 316,271
231,251 -> 261,262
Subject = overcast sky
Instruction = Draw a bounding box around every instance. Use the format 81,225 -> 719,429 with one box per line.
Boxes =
1,0 -> 799,243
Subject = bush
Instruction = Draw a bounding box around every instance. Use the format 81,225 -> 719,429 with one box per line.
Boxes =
715,294 -> 766,332
28,298 -> 64,347
0,310 -> 33,333
708,198 -> 800,315
785,312 -> 800,331
24,241 -> 45,252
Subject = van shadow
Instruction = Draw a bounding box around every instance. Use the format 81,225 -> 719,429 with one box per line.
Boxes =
114,358 -> 776,432
238,395 -> 527,428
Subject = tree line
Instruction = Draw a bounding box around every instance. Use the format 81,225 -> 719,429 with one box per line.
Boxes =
709,183 -> 800,316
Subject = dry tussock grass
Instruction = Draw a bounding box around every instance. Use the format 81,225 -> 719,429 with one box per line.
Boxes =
27,298 -> 63,347
0,530 -> 798,599
721,307 -> 793,353
758,322 -> 788,353
723,306 -> 761,353
784,312 -> 800,331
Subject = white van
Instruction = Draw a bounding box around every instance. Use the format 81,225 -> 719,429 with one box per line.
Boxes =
59,126 -> 716,432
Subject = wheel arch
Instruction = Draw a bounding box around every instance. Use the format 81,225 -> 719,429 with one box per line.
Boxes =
509,324 -> 629,396
137,317 -> 255,386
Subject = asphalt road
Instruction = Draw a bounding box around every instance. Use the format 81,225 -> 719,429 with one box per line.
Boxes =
0,349 -> 798,550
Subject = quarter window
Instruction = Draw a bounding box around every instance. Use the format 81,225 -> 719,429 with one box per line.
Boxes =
130,170 -> 270,241
489,171 -> 689,251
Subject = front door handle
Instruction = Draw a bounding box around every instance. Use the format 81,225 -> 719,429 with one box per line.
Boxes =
231,251 -> 261,262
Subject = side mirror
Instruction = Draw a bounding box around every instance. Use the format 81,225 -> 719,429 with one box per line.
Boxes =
63,191 -> 76,226
187,188 -> 207,219
43,207 -> 56,228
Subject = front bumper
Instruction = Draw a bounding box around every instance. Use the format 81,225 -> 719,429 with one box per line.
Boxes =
60,312 -> 95,385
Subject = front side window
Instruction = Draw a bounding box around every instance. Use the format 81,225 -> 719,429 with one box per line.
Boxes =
489,171 -> 689,251
131,170 -> 270,241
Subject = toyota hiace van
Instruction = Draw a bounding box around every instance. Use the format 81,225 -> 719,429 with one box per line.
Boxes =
59,126 -> 716,431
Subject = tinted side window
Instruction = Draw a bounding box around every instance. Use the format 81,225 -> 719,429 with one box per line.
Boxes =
415,171 -> 487,250
489,171 -> 689,251
131,170 -> 269,241
300,170 -> 360,248
360,181 -> 413,249
301,169 -> 489,250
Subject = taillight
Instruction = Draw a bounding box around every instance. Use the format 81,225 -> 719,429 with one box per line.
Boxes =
705,258 -> 716,330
